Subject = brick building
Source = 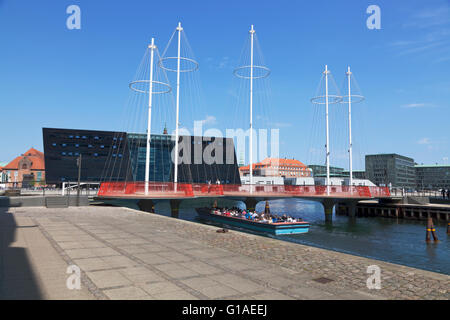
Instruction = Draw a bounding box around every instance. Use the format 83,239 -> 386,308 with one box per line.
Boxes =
239,157 -> 312,178
2,148 -> 46,187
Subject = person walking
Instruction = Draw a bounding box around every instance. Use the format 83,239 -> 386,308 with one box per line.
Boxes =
446,188 -> 450,200
442,188 -> 446,199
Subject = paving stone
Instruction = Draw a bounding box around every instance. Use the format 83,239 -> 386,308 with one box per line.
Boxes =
103,286 -> 149,300
86,270 -> 132,289
140,281 -> 184,295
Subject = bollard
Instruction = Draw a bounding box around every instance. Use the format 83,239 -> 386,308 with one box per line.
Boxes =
264,201 -> 270,215
447,222 -> 449,235
426,218 -> 439,243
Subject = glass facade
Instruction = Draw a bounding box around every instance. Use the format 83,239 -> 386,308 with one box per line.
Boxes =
43,128 -> 241,185
365,154 -> 416,188
415,165 -> 450,189
308,165 -> 345,177
43,128 -> 130,183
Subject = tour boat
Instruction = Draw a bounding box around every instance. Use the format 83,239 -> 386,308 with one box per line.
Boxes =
195,208 -> 310,235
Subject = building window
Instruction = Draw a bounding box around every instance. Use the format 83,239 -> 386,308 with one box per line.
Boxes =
100,145 -> 105,149
75,144 -> 79,147
62,143 -> 67,147
94,153 -> 98,157
52,143 -> 57,147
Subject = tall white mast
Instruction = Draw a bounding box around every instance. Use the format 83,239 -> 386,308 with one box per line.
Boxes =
233,24 -> 270,192
249,25 -> 255,190
145,38 -> 156,195
346,66 -> 353,188
174,22 -> 182,185
324,65 -> 330,194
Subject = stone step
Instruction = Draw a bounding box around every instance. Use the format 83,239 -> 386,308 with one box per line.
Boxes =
45,196 -> 69,208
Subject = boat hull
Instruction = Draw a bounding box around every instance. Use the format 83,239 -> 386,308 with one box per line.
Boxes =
196,208 -> 309,235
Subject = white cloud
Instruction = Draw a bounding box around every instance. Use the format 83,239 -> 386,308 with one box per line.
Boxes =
417,138 -> 431,145
271,122 -> 292,128
401,103 -> 434,108
198,115 -> 217,125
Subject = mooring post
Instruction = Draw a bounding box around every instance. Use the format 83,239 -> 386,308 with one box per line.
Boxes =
137,199 -> 155,213
169,199 -> 181,218
347,201 -> 357,218
264,200 -> 270,215
426,218 -> 439,243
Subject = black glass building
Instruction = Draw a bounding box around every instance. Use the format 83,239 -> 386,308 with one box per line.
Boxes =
43,128 -> 241,185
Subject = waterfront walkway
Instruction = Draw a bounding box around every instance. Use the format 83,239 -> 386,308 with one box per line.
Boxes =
1,206 -> 448,300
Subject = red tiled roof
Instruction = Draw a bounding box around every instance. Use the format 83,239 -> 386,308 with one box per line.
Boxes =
2,148 -> 45,170
239,157 -> 308,171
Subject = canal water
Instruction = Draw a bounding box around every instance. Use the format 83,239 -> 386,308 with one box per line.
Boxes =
107,198 -> 450,275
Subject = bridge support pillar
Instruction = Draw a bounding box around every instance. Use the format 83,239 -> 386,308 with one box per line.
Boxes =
244,198 -> 258,212
321,199 -> 336,223
346,201 -> 358,218
137,199 -> 155,213
170,199 -> 182,218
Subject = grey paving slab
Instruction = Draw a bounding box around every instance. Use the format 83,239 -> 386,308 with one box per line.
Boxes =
103,286 -> 150,300
179,261 -> 223,275
152,290 -> 199,300
86,270 -> 132,289
72,257 -> 112,271
134,253 -> 172,265
196,284 -> 242,299
140,281 -> 185,295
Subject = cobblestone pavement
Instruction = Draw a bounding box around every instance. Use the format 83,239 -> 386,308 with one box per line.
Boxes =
2,206 -> 449,300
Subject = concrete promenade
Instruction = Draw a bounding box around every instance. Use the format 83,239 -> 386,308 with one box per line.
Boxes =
0,206 -> 448,300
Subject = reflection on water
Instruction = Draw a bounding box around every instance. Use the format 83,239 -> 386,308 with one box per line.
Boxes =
106,198 -> 450,275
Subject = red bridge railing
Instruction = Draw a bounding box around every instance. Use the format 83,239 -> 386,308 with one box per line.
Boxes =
97,182 -> 391,199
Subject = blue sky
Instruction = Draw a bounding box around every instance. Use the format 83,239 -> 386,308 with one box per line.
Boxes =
0,0 -> 449,170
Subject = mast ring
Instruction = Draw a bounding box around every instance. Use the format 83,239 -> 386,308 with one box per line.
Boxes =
158,57 -> 199,73
233,65 -> 271,79
340,94 -> 365,104
129,80 -> 172,94
310,95 -> 343,105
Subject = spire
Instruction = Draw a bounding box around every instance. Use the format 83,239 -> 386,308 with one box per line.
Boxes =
163,122 -> 168,135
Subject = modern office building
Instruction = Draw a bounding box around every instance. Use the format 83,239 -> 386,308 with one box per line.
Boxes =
307,165 -> 345,177
342,170 -> 366,180
365,153 -> 416,188
43,127 -> 241,185
415,164 -> 450,190
43,128 -> 130,184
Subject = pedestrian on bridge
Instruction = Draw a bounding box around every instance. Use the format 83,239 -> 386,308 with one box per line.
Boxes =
446,189 -> 450,200
442,189 -> 446,199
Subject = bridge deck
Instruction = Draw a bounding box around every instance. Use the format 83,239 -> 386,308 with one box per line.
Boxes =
97,182 -> 391,200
